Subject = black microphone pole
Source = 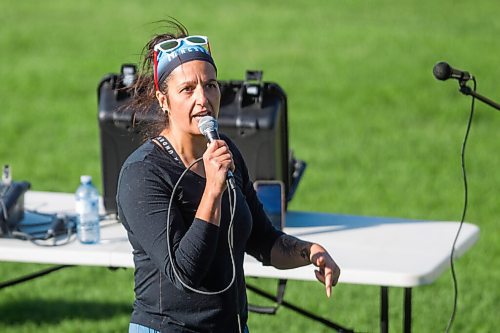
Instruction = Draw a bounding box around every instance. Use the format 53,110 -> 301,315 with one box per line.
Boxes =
458,81 -> 500,111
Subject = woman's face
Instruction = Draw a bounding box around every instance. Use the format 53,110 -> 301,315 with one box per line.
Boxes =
159,60 -> 220,137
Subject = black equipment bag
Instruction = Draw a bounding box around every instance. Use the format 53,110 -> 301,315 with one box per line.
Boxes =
98,65 -> 305,215
218,70 -> 298,202
98,64 -> 146,214
0,180 -> 76,242
0,181 -> 31,237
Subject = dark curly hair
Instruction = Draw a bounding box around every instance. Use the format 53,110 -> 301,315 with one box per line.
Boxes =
124,19 -> 189,139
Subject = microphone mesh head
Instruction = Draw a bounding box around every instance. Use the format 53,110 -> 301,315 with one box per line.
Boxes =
433,61 -> 452,81
197,116 -> 218,135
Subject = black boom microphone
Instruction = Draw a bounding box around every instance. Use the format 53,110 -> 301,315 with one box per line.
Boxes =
198,116 -> 237,189
433,61 -> 500,111
433,61 -> 473,82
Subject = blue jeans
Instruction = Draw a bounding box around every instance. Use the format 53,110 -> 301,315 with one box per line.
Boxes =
128,323 -> 160,333
129,323 -> 160,333
129,323 -> 249,333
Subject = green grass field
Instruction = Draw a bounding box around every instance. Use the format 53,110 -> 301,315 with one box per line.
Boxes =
1,0 -> 499,332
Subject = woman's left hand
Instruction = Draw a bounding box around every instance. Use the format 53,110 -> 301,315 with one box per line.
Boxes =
309,244 -> 340,298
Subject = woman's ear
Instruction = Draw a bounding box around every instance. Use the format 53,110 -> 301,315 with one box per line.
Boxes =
156,90 -> 169,113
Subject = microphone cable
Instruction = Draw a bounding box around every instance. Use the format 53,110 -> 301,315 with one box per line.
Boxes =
166,157 -> 238,296
445,77 -> 476,333
226,168 -> 243,332
165,157 -> 243,333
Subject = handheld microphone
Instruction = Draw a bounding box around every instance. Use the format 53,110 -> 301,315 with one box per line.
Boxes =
433,61 -> 473,82
198,116 -> 236,190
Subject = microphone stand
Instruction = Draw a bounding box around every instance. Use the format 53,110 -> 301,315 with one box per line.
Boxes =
459,80 -> 500,111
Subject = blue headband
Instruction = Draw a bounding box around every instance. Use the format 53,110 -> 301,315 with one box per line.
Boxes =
156,44 -> 217,86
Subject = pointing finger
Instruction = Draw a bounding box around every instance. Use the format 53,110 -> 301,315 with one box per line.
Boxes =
324,269 -> 333,298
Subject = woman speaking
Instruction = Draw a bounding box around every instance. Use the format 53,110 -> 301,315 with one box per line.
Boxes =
117,20 -> 340,333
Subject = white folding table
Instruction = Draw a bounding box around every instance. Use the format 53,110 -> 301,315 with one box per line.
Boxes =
0,191 -> 480,333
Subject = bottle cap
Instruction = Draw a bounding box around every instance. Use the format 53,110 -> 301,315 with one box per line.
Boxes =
80,175 -> 92,184
2,165 -> 11,186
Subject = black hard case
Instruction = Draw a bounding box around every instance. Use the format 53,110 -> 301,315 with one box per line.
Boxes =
98,66 -> 303,215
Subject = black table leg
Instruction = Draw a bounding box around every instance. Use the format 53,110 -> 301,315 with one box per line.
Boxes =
0,264 -> 71,290
381,286 -> 389,333
404,288 -> 412,333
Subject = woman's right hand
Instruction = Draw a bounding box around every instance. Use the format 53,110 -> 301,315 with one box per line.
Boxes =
202,140 -> 234,196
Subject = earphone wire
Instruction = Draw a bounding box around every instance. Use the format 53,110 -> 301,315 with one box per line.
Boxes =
445,78 -> 476,333
166,157 -> 237,295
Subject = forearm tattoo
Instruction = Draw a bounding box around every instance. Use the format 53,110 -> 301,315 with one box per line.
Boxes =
275,234 -> 313,265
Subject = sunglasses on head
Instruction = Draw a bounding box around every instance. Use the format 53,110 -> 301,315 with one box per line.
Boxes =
154,35 -> 211,55
153,35 -> 212,91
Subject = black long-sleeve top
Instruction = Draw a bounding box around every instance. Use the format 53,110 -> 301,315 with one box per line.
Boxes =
117,135 -> 283,332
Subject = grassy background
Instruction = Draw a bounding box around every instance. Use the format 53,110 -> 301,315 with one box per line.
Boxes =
1,0 -> 499,332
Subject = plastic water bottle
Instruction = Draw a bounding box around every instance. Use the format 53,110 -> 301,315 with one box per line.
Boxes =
75,175 -> 100,244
